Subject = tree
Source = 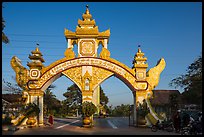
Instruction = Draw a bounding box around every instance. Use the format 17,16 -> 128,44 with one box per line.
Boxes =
2,17 -> 9,44
97,86 -> 109,116
111,104 -> 130,117
169,55 -> 202,109
21,103 -> 40,118
99,86 -> 109,105
43,85 -> 60,116
82,101 -> 97,117
169,93 -> 179,116
2,78 -> 22,94
63,84 -> 82,106
62,84 -> 82,116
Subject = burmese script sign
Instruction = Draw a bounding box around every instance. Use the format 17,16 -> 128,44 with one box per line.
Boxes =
28,57 -> 148,90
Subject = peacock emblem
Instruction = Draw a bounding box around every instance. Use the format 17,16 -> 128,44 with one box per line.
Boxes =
146,58 -> 166,91
10,56 -> 29,90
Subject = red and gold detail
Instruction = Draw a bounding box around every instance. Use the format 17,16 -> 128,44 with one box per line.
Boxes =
30,69 -> 41,79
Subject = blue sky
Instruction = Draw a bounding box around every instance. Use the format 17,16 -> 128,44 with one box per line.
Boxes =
2,2 -> 202,107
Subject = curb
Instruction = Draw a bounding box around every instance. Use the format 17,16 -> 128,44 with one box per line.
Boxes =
2,127 -> 9,131
2,125 -> 28,131
2,126 -> 18,131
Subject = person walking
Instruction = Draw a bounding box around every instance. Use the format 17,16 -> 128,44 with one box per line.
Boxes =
48,113 -> 54,126
173,110 -> 181,133
182,112 -> 190,127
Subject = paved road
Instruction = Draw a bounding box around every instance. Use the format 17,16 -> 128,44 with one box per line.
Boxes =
2,117 -> 180,135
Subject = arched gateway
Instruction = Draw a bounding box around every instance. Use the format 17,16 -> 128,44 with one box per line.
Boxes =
11,6 -> 166,127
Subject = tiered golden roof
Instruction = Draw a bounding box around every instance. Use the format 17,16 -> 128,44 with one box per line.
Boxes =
135,47 -> 147,62
64,5 -> 110,39
133,46 -> 148,68
27,46 -> 45,68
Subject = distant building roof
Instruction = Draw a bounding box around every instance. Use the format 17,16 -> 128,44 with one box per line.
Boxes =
2,94 -> 22,103
2,99 -> 11,105
150,90 -> 181,106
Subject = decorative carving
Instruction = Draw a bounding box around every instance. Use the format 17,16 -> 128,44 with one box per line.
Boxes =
64,28 -> 76,38
136,71 -> 146,80
28,80 -> 40,89
146,58 -> 166,90
64,47 -> 75,59
79,40 -> 95,56
22,90 -> 29,104
29,89 -> 44,96
92,67 -> 113,90
135,82 -> 148,90
82,71 -> 92,91
124,72 -> 137,88
30,69 -> 41,80
98,29 -> 110,38
10,56 -> 29,90
31,57 -> 140,90
82,91 -> 93,102
99,47 -> 110,59
62,67 -> 82,90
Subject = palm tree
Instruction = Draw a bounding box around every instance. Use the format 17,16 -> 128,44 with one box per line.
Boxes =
43,85 -> 57,115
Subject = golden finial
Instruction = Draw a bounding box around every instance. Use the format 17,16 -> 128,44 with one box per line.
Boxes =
36,43 -> 39,52
85,5 -> 90,14
138,45 -> 141,53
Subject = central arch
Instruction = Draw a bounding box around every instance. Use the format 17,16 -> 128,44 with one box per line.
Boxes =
27,56 -> 151,126
28,57 -> 148,93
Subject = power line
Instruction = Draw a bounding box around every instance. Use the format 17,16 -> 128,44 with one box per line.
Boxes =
4,47 -> 66,49
2,53 -> 64,56
3,57 -> 64,60
10,40 -> 65,44
7,33 -> 62,37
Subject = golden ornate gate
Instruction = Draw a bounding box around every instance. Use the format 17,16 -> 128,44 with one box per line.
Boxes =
11,6 -> 165,127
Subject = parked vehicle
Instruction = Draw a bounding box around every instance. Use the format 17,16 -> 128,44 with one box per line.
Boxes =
151,120 -> 174,132
181,116 -> 202,135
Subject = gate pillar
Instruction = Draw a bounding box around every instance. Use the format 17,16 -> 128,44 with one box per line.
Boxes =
132,90 -> 148,127
28,89 -> 44,126
132,91 -> 137,126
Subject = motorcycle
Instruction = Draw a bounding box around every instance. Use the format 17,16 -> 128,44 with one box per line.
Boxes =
151,120 -> 174,132
181,120 -> 202,135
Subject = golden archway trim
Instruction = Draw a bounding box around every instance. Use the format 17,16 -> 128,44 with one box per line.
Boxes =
27,57 -> 147,91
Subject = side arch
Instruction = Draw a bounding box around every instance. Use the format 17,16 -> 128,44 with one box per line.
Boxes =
40,67 -> 82,92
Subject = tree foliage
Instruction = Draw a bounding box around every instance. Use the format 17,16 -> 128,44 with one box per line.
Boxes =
43,85 -> 61,115
2,78 -> 22,94
169,55 -> 202,107
99,86 -> 109,105
21,103 -> 40,118
62,84 -> 82,116
82,101 -> 97,117
62,84 -> 110,116
137,99 -> 149,117
169,93 -> 179,115
63,84 -> 82,107
2,17 -> 9,44
111,104 -> 130,117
